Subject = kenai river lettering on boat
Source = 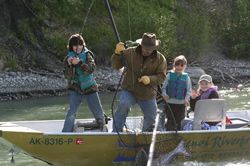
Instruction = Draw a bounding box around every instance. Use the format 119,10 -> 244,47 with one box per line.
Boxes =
211,136 -> 250,148
186,136 -> 250,148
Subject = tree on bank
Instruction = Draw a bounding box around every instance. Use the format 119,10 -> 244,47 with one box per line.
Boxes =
0,0 -> 249,71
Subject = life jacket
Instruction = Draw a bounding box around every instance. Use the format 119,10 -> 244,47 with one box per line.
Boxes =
200,86 -> 218,99
65,49 -> 96,90
166,71 -> 188,100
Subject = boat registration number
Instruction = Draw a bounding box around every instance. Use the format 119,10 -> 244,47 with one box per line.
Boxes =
29,137 -> 75,145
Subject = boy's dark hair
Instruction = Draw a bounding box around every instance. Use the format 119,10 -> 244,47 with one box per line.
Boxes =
67,34 -> 86,51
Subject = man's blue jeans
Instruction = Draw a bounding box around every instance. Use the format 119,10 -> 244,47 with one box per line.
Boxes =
113,90 -> 157,132
62,90 -> 105,132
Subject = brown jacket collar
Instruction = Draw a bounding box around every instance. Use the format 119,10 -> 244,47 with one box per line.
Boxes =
135,45 -> 157,59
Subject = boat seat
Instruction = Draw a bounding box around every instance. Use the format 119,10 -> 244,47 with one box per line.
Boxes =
193,99 -> 226,130
73,120 -> 108,132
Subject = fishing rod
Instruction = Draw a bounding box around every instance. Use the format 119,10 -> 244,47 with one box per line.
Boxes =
68,0 -> 112,125
147,109 -> 162,166
105,0 -> 178,131
104,0 -> 154,149
104,0 -> 121,42
104,2 -> 179,158
79,0 -> 96,35
104,0 -> 131,148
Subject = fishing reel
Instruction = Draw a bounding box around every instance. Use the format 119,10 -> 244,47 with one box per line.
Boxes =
125,40 -> 139,48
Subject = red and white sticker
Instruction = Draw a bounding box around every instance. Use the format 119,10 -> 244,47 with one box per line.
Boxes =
75,138 -> 84,145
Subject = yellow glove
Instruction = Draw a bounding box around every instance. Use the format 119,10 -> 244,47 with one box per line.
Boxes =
115,42 -> 125,55
138,76 -> 150,85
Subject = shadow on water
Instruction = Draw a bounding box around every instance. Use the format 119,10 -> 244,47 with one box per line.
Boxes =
0,88 -> 249,166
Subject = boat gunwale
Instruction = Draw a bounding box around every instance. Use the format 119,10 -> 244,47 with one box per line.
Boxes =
39,127 -> 250,136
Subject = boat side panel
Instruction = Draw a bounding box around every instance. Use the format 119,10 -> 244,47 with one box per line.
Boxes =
136,129 -> 250,161
1,131 -> 136,166
1,125 -> 250,165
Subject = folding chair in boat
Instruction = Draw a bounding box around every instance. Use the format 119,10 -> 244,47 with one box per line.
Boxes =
192,99 -> 226,130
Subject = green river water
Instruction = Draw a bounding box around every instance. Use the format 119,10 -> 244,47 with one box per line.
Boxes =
0,87 -> 249,166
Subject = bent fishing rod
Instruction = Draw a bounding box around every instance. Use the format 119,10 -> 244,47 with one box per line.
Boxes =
104,0 -> 178,153
104,0 -> 130,148
104,0 -> 121,42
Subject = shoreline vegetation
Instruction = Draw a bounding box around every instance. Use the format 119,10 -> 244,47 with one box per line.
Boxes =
0,1 -> 249,100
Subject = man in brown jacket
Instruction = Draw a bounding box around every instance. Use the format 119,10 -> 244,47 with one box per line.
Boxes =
111,33 -> 167,132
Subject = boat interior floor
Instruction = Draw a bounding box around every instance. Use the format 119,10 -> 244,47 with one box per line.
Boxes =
1,111 -> 250,133
73,116 -> 250,133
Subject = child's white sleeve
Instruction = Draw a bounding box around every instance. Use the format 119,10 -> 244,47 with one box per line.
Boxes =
185,76 -> 192,101
161,74 -> 170,96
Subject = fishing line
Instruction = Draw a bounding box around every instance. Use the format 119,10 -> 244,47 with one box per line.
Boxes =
21,0 -> 50,27
148,84 -> 178,133
124,1 -> 179,144
105,1 -> 179,158
110,70 -> 131,148
76,0 -> 96,51
66,0 -> 96,59
127,0 -> 132,40
79,0 -> 96,35
70,0 -> 113,128
146,84 -> 179,166
104,0 -> 134,148
69,0 -> 96,56
104,0 -> 160,151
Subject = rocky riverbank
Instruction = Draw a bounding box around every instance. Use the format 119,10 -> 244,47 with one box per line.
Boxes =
0,67 -> 122,101
1,54 -> 249,101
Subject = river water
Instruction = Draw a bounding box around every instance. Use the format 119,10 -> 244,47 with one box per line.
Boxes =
0,87 -> 249,166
